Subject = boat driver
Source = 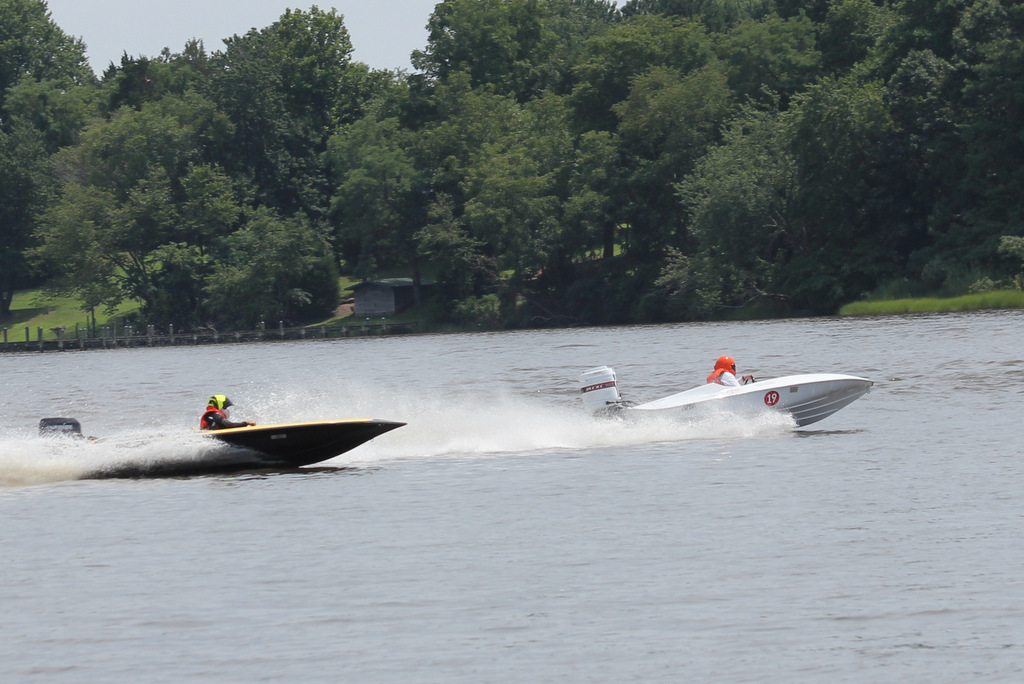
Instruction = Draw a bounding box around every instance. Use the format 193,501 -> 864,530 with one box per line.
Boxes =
706,356 -> 755,387
199,394 -> 256,430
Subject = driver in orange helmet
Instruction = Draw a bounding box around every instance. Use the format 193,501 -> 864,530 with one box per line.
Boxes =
706,356 -> 755,387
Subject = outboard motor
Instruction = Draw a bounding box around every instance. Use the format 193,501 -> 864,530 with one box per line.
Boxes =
578,366 -> 626,415
39,417 -> 84,438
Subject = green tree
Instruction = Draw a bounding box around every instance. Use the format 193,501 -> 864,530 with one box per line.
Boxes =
144,164 -> 240,325
32,93 -> 239,321
620,0 -> 775,33
100,41 -> 212,113
0,0 -> 92,111
176,163 -> 240,248
462,142 -> 561,297
413,83 -> 580,318
326,115 -> 423,280
998,235 -> 1024,288
562,129 -> 620,260
541,0 -> 620,95
0,0 -> 95,315
817,0 -> 895,74
613,64 -> 734,261
266,7 -> 357,131
774,0 -> 831,23
34,168 -> 176,314
416,193 -> 496,304
570,14 -> 715,131
206,7 -> 365,217
0,123 -> 53,315
679,76 -> 902,315
416,74 -> 525,206
483,94 -> 577,295
954,0 -> 1024,272
4,76 -> 98,152
782,76 -> 901,308
145,242 -> 212,327
715,13 -> 821,109
32,183 -> 122,313
874,0 -> 1024,288
677,103 -> 794,315
58,91 -> 230,198
413,0 -> 558,100
205,208 -> 338,328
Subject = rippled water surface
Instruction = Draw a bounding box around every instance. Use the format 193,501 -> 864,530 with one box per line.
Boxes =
2,311 -> 1023,682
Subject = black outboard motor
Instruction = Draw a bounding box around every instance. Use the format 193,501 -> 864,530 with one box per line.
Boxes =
39,417 -> 84,438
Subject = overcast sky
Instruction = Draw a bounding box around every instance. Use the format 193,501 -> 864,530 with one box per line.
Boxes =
45,0 -> 445,74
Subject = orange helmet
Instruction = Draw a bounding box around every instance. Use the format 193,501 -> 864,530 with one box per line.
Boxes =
714,356 -> 736,372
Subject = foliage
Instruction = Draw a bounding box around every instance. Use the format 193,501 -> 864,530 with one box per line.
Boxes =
0,122 -> 53,315
413,0 -> 560,100
816,0 -> 895,74
32,94 -> 236,319
204,6 -> 365,218
451,293 -> 504,328
0,0 -> 95,315
326,115 -> 423,279
613,64 -> 735,259
416,194 -> 496,304
678,102 -> 795,314
716,12 -> 822,110
4,0 -> 1024,332
620,0 -> 776,33
0,0 -> 93,107
999,236 -> 1024,290
569,14 -> 716,132
205,208 -> 338,328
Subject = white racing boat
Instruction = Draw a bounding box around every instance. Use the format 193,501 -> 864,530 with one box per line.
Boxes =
578,366 -> 872,427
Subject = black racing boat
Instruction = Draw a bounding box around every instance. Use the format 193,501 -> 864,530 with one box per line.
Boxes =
38,416 -> 406,478
201,418 -> 406,468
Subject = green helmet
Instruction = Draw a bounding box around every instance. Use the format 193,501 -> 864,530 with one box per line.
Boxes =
207,394 -> 233,410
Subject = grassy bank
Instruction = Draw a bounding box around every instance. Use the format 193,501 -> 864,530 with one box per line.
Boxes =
7,286 -> 1024,341
2,291 -> 140,341
839,290 -> 1024,316
1,278 -> 401,341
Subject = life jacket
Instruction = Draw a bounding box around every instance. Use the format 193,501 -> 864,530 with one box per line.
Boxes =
706,368 -> 728,385
199,406 -> 226,430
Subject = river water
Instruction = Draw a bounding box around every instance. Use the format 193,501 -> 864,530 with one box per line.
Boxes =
1,311 -> 1022,682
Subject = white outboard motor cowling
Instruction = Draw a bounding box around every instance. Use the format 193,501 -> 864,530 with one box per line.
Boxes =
578,366 -> 623,413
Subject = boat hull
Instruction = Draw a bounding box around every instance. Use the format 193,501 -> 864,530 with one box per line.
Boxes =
205,418 -> 406,467
87,418 -> 405,478
629,374 -> 873,427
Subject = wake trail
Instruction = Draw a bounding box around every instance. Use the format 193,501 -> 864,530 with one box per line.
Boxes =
319,390 -> 795,464
0,388 -> 793,487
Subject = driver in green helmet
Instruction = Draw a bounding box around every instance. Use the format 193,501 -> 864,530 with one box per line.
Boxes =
199,394 -> 256,430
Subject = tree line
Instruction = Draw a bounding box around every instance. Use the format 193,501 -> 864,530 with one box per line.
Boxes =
2,0 -> 1022,331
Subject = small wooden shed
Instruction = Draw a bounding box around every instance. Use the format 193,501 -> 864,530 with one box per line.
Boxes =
349,278 -> 434,315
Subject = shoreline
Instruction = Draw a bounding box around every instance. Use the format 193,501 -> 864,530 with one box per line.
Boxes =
5,290 -> 1023,351
838,290 -> 1024,316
